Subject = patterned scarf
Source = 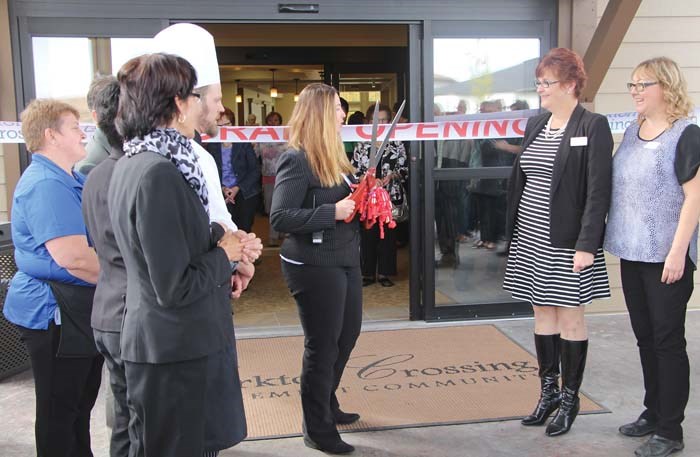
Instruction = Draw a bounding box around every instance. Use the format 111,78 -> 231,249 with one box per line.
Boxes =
124,128 -> 209,214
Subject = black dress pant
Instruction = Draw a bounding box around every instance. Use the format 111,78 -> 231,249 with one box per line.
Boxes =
124,356 -> 208,457
475,193 -> 500,243
227,192 -> 260,232
281,262 -> 363,442
435,180 -> 460,256
360,223 -> 397,277
18,321 -> 103,457
94,329 -> 131,457
620,258 -> 693,441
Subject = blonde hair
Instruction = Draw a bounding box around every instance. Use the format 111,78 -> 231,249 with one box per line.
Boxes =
633,57 -> 694,124
20,99 -> 79,152
287,83 -> 353,187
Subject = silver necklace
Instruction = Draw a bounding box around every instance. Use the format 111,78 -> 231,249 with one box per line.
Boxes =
544,116 -> 567,140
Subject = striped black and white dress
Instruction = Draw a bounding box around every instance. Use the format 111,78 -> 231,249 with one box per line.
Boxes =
503,128 -> 610,307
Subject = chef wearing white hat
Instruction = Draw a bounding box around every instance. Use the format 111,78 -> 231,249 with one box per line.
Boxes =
151,23 -> 251,457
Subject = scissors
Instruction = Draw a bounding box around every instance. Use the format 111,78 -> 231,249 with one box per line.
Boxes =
367,99 -> 406,170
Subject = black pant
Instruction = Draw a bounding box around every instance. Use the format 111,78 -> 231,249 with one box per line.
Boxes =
227,192 -> 260,232
17,322 -> 103,457
94,330 -> 131,457
360,223 -> 397,277
125,357 -> 208,457
620,258 -> 693,441
435,180 -> 460,256
281,262 -> 363,442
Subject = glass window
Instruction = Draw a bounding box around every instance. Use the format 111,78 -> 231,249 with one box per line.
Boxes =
433,38 -> 539,170
32,37 -> 153,122
433,38 -> 540,116
111,38 -> 154,73
434,178 -> 514,306
32,37 -> 93,120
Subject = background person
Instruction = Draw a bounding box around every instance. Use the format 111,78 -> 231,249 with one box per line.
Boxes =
76,75 -> 114,175
206,107 -> 261,232
270,83 -> 360,455
352,104 -> 408,287
604,57 -> 699,457
504,47 -> 613,437
109,53 -> 246,457
3,99 -> 102,457
81,75 -> 133,457
256,111 -> 288,246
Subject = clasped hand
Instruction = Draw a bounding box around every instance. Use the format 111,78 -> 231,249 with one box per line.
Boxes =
217,229 -> 263,264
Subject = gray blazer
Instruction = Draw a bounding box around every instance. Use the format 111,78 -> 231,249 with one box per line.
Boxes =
82,146 -> 126,332
109,151 -> 233,364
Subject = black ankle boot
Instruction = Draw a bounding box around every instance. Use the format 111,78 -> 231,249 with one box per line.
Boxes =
303,435 -> 355,454
334,409 -> 361,425
522,334 -> 561,426
546,339 -> 588,437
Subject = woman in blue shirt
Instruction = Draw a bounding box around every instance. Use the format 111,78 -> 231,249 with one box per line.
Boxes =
4,99 -> 102,457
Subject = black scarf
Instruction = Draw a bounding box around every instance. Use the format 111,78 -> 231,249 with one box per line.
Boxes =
124,128 -> 209,214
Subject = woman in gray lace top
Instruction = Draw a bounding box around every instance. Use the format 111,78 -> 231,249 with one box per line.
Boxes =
604,57 -> 700,457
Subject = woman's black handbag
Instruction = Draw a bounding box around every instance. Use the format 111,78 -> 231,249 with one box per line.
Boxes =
391,185 -> 409,223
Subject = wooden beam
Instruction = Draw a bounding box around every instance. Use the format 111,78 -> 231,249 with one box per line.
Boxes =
581,0 -> 642,103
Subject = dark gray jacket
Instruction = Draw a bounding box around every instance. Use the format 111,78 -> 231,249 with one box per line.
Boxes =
109,151 -> 233,363
82,146 -> 125,332
270,148 -> 360,267
506,104 -> 613,253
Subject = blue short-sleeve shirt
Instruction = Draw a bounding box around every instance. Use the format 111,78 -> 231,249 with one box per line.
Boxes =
3,153 -> 93,330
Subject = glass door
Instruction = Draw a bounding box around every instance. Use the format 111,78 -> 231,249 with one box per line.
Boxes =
15,17 -> 164,169
422,20 -> 551,320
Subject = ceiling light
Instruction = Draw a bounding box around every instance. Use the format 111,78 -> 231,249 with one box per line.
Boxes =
270,69 -> 278,98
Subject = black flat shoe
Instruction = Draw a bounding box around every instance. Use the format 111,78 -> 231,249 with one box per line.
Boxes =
303,436 -> 355,454
334,409 -> 360,425
378,277 -> 394,287
620,416 -> 657,437
634,434 -> 684,457
362,277 -> 376,287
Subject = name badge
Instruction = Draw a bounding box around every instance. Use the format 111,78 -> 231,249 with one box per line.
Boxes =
644,141 -> 660,150
570,136 -> 588,147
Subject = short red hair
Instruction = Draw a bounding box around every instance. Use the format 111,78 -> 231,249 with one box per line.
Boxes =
536,48 -> 587,98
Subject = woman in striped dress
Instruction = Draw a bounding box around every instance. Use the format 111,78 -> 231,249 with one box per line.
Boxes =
504,48 -> 613,437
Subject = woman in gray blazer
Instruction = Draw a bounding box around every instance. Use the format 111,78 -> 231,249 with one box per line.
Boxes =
109,53 -> 247,457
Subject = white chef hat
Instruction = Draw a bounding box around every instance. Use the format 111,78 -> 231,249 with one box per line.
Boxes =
152,23 -> 220,89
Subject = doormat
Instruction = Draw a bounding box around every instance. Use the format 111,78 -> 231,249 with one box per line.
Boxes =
236,325 -> 607,440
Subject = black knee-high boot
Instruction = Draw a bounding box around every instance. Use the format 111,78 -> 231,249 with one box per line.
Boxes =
522,334 -> 561,426
546,339 -> 588,436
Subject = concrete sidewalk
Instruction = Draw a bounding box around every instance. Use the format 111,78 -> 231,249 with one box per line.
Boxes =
1,311 -> 698,457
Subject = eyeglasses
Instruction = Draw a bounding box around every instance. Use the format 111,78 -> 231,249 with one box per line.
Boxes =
626,81 -> 658,93
534,79 -> 559,89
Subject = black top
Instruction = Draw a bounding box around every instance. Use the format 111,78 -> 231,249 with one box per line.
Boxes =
506,104 -> 613,253
270,148 -> 360,267
82,146 -> 125,332
109,151 -> 233,363
675,124 -> 700,184
205,142 -> 262,200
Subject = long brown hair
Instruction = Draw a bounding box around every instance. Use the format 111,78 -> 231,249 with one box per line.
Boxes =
287,83 -> 353,187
